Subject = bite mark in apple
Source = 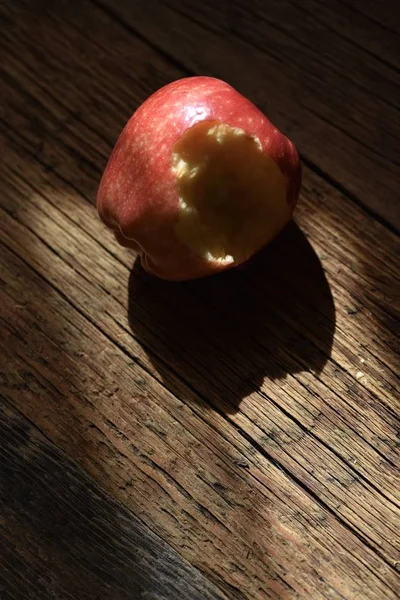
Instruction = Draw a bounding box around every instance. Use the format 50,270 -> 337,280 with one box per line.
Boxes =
172,120 -> 289,266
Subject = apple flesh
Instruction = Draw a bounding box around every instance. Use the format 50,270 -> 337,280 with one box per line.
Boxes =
97,76 -> 301,280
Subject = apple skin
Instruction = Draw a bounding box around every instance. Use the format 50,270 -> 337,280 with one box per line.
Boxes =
97,76 -> 301,280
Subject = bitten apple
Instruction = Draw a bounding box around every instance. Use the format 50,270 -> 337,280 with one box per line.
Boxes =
97,76 -> 301,280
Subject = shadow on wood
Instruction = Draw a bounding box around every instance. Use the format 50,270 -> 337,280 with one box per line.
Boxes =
128,221 -> 335,413
0,399 -> 226,600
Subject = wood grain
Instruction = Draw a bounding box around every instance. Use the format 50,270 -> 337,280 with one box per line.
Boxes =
341,0 -> 400,34
1,0 -> 399,599
0,399 -> 228,600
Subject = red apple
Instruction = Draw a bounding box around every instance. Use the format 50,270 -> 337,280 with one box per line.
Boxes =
97,76 -> 301,280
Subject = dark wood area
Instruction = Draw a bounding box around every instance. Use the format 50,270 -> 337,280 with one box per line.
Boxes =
0,399 -> 227,599
1,1 -> 399,598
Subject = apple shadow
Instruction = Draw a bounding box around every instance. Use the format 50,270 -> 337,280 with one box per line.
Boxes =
127,221 -> 336,413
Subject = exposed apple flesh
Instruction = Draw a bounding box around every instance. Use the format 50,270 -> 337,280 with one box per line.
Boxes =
172,120 -> 290,267
97,77 -> 301,280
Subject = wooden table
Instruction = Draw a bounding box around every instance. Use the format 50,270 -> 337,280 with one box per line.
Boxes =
1,1 -> 399,598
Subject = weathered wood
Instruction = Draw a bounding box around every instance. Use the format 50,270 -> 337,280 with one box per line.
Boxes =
0,399 -> 228,600
288,0 -> 400,70
1,0 -> 399,599
341,0 -> 400,34
1,206 -> 399,599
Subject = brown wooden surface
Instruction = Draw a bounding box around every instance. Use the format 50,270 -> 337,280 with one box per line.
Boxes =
0,399 -> 227,600
1,0 -> 399,599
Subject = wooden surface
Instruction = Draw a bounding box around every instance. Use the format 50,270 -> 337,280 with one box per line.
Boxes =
1,0 -> 399,598
0,400 -> 226,600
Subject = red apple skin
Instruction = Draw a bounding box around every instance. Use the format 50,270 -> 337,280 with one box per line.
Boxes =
97,76 -> 301,281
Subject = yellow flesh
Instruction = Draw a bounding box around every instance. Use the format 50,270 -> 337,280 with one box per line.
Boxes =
172,120 -> 289,265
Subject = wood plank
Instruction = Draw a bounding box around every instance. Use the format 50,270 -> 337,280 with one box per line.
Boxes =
1,169 -> 399,599
1,1 -> 400,598
287,0 -> 400,70
340,0 -> 400,34
162,0 -> 400,106
0,398 -> 228,600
